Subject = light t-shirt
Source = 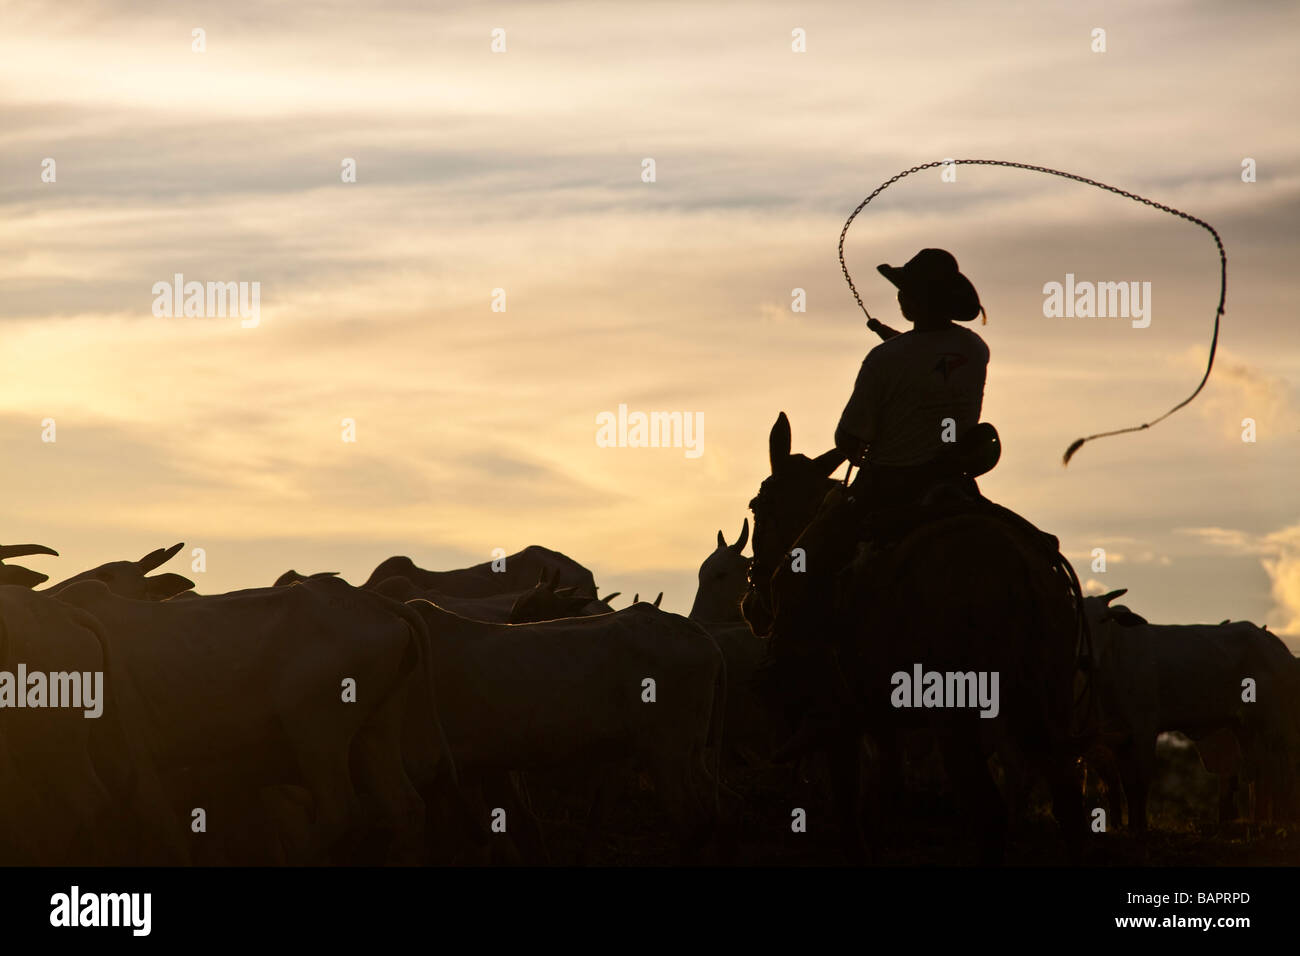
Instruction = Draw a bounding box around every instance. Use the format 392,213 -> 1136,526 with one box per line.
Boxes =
836,325 -> 989,467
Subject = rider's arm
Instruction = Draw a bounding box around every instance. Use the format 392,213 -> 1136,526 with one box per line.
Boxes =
835,354 -> 882,466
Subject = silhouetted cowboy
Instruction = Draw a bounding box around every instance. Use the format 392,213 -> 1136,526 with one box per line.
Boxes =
835,248 -> 992,508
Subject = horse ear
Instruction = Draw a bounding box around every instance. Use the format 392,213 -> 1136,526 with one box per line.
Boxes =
1099,588 -> 1128,606
811,447 -> 848,477
769,413 -> 792,472
733,518 -> 750,553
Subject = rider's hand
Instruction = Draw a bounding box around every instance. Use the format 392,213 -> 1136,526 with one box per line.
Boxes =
834,428 -> 868,468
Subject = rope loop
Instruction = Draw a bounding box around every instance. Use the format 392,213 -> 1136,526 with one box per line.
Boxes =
838,160 -> 1227,464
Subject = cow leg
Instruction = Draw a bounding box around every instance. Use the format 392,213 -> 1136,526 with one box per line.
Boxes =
826,733 -> 867,865
856,732 -> 895,854
296,745 -> 364,863
938,724 -> 1006,865
474,771 -> 547,865
352,715 -> 426,865
1102,757 -> 1126,827
874,731 -> 905,834
1083,746 -> 1126,830
506,772 -> 551,864
691,743 -> 734,864
1218,774 -> 1241,825
1115,739 -> 1152,840
576,766 -> 626,866
644,746 -> 716,865
1046,755 -> 1086,862
993,737 -> 1034,834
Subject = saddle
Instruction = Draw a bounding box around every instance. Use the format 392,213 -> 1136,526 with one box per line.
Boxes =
847,423 -> 1060,561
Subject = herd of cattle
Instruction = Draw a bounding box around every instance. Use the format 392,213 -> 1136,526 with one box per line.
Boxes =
0,525 -> 1297,865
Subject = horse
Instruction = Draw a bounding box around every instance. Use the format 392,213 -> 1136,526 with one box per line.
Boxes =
741,412 -> 1088,863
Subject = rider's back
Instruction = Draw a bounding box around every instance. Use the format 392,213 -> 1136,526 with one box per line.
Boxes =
838,325 -> 989,467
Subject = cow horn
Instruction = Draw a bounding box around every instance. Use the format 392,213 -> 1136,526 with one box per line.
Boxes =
653,592 -> 662,608
138,542 -> 184,572
0,544 -> 58,561
600,592 -> 621,604
717,529 -> 727,549
1099,588 -> 1128,606
732,518 -> 750,553
633,593 -> 640,604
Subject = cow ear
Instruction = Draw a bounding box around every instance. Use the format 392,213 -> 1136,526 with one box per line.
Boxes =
0,564 -> 48,588
1100,588 -> 1128,606
769,413 -> 792,472
144,572 -> 195,600
733,518 -> 750,553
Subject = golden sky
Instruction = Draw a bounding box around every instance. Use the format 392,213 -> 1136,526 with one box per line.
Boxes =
2,0 -> 1298,642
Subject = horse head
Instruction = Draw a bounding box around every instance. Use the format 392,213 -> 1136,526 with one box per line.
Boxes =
741,412 -> 846,637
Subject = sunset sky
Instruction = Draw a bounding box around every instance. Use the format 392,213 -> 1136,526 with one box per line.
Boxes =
1,0 -> 1297,644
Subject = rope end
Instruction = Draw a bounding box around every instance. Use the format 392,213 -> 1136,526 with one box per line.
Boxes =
1063,437 -> 1085,466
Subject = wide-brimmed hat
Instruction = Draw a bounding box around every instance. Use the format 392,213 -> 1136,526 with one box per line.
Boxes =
878,248 -> 983,323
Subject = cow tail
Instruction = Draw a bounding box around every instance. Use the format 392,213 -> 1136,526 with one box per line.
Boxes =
390,600 -> 459,789
708,633 -> 726,822
1057,552 -> 1098,745
70,605 -> 189,864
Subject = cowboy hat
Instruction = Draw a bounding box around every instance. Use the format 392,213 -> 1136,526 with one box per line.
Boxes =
878,248 -> 983,323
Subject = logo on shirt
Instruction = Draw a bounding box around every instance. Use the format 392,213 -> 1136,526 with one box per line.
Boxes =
932,352 -> 968,384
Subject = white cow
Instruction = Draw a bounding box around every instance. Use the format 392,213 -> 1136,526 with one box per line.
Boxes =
56,576 -> 446,863
1082,589 -> 1300,833
0,586 -> 186,864
408,599 -> 728,861
46,542 -> 194,600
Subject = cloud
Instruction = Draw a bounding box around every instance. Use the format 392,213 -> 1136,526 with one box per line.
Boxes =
0,0 -> 1297,616
1180,524 -> 1300,637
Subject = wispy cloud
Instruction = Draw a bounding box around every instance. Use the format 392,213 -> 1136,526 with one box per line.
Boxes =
0,0 -> 1296,621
